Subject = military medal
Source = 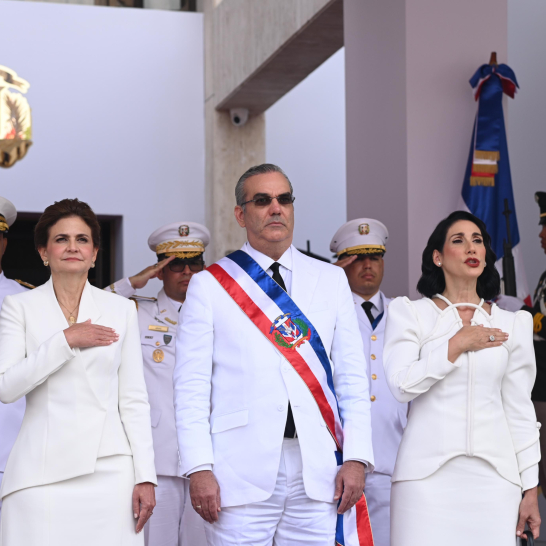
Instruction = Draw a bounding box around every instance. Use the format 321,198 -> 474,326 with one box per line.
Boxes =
153,349 -> 164,363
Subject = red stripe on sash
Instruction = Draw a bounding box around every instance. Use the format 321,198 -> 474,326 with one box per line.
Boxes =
207,263 -> 342,450
355,495 -> 374,546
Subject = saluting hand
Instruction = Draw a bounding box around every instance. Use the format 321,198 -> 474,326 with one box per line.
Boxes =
334,255 -> 357,269
448,324 -> 509,363
129,256 -> 175,289
63,319 -> 119,349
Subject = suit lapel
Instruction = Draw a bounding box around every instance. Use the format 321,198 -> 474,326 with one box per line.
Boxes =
76,282 -> 101,324
291,247 -> 319,316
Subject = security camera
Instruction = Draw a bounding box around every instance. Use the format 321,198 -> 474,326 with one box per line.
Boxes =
230,108 -> 249,127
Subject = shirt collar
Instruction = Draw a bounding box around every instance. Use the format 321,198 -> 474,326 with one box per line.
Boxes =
0,271 -> 5,284
243,241 -> 293,273
353,290 -> 384,314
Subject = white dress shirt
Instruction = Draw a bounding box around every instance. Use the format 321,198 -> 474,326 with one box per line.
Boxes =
353,290 -> 383,321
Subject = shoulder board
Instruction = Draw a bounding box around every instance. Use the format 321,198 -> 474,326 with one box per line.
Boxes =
130,295 -> 157,302
15,279 -> 35,289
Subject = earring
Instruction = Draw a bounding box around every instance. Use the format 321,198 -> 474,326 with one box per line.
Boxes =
437,262 -> 441,266
91,262 -> 95,269
43,260 -> 49,267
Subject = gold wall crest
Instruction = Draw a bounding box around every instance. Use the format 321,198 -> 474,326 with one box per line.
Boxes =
0,66 -> 32,168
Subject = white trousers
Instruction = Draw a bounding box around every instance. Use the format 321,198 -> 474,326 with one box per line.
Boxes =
205,439 -> 337,546
144,476 -> 207,546
365,472 -> 391,546
0,472 -> 3,522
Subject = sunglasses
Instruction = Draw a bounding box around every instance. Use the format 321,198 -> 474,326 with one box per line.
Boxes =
167,258 -> 205,273
241,193 -> 295,208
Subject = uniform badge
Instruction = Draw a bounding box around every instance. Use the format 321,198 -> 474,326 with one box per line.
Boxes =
163,334 -> 172,345
179,225 -> 190,237
269,313 -> 311,350
153,349 -> 164,363
359,223 -> 370,235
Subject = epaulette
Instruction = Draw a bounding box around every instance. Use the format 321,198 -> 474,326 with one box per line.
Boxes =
15,279 -> 35,289
129,294 -> 157,311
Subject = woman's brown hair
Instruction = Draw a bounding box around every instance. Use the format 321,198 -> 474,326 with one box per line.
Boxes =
34,198 -> 101,250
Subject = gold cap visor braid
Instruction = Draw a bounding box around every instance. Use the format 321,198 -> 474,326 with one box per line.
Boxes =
338,244 -> 386,256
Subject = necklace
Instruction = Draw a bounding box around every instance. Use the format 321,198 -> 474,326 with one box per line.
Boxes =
57,300 -> 80,325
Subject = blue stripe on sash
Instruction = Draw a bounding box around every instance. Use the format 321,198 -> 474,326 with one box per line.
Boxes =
227,250 -> 337,401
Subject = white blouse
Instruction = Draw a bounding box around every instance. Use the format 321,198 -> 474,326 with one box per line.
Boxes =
383,295 -> 540,490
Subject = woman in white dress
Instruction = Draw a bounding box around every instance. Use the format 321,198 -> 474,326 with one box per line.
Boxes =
0,199 -> 157,546
384,211 -> 541,546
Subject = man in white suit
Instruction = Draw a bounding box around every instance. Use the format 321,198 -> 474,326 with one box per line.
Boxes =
0,196 -> 31,519
106,222 -> 209,546
332,218 -> 408,546
173,164 -> 374,545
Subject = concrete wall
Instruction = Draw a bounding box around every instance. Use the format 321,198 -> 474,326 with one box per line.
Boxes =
345,0 -> 508,298
0,1 -> 204,294
266,49 -> 346,261
508,0 -> 546,293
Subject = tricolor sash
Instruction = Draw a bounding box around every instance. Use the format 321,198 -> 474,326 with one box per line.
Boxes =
207,250 -> 374,546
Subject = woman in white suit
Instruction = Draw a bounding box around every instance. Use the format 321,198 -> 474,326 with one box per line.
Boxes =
0,199 -> 157,546
384,211 -> 541,546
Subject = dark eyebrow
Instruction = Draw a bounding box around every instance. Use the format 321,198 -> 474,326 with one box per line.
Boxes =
54,233 -> 90,238
450,232 -> 482,238
251,192 -> 271,199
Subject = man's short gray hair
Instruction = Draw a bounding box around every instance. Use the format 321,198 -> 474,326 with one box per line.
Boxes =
235,163 -> 293,207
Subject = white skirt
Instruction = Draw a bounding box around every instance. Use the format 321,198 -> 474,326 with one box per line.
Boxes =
0,455 -> 142,546
391,455 -> 521,546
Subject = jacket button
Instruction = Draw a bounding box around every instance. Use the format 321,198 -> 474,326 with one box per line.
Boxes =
277,405 -> 284,412
371,335 -> 377,341
371,354 -> 376,360
370,395 -> 376,402
155,341 -> 160,346
372,374 -> 377,380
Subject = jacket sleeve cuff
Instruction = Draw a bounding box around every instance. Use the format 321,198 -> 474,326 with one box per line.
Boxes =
186,464 -> 213,476
516,437 -> 541,479
135,467 -> 158,486
521,464 -> 539,491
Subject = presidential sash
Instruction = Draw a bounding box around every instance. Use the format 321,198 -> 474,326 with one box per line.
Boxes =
207,250 -> 374,546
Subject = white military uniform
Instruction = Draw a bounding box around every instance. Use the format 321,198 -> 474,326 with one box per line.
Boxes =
105,221 -> 209,546
331,219 -> 408,546
0,196 -> 31,519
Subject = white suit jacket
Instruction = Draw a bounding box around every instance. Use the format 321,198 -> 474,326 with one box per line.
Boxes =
384,297 -> 540,490
106,277 -> 182,477
354,291 -> 407,476
0,279 -> 157,498
0,273 -> 28,474
173,245 -> 374,507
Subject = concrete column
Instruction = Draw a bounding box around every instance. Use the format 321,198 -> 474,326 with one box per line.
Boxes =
344,0 -> 508,297
203,0 -> 265,262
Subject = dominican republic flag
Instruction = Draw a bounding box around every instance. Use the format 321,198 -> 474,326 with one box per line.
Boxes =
460,62 -> 531,304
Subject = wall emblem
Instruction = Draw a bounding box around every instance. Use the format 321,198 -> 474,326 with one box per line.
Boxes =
359,223 -> 370,235
0,66 -> 32,168
270,313 -> 311,350
179,225 -> 190,237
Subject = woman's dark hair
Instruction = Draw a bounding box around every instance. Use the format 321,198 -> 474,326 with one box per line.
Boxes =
34,198 -> 101,250
417,210 -> 500,300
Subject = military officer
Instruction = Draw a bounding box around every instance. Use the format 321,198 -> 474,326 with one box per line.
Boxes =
106,221 -> 209,546
331,218 -> 408,546
0,196 -> 33,520
496,192 -> 546,489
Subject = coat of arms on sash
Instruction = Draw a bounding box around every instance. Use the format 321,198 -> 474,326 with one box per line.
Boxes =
270,313 -> 311,350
